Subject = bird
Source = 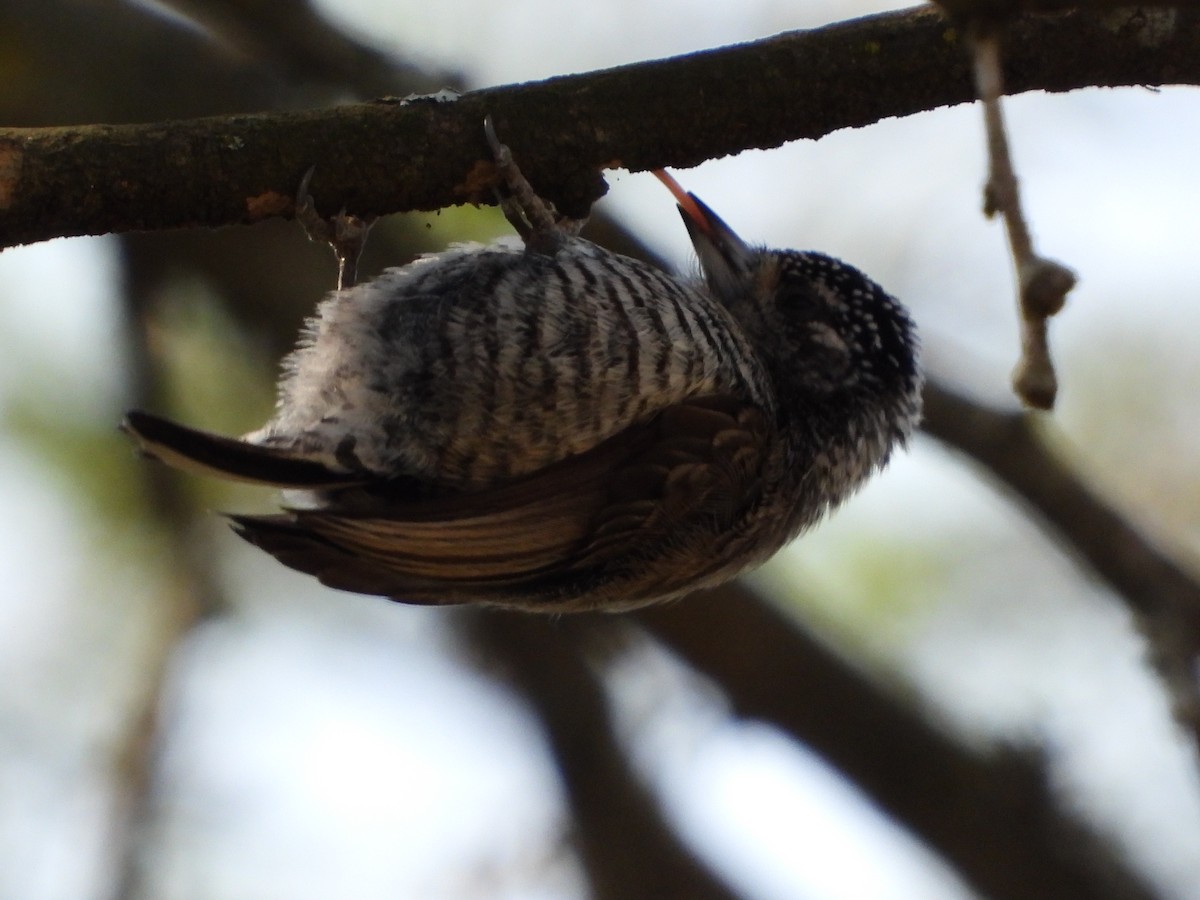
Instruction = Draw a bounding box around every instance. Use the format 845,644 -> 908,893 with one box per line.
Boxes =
122,120 -> 922,613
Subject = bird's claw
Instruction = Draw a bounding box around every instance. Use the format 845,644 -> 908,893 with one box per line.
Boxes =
484,115 -> 584,249
295,166 -> 375,290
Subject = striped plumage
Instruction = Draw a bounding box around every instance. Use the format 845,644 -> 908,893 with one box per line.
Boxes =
123,135 -> 921,612
251,236 -> 771,491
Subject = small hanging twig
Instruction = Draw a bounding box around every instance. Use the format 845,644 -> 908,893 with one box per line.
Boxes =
970,25 -> 1076,410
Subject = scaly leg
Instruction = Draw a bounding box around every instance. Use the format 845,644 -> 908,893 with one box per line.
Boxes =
484,116 -> 584,252
295,166 -> 375,290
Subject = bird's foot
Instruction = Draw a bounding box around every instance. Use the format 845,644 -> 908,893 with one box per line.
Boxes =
295,167 -> 376,290
484,116 -> 584,251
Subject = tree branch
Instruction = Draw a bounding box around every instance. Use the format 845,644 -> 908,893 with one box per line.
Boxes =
3,5 -> 1200,247
462,610 -> 745,900
922,379 -> 1200,743
968,25 -> 1077,408
156,0 -> 458,95
636,585 -> 1160,900
107,241 -> 233,900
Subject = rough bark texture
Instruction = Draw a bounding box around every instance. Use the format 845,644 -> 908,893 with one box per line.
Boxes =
3,6 -> 1200,246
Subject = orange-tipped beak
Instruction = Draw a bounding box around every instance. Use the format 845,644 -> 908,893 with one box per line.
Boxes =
652,169 -> 716,242
652,168 -> 753,299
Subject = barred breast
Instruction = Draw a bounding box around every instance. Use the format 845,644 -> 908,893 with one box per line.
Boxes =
253,235 -> 773,489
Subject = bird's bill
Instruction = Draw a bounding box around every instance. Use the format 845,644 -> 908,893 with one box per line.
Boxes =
651,169 -> 753,299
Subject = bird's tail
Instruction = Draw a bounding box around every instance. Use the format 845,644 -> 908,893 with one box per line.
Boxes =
121,410 -> 360,488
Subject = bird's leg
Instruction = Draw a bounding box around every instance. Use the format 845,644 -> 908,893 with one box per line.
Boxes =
484,116 -> 584,251
295,166 -> 376,290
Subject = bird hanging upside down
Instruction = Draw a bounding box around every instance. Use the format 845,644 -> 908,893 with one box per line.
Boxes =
123,119 -> 922,612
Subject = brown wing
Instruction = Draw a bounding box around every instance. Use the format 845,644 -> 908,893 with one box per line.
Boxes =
230,395 -> 772,609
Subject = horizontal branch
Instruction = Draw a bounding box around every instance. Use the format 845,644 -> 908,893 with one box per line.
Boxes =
3,5 -> 1200,247
935,0 -> 1200,20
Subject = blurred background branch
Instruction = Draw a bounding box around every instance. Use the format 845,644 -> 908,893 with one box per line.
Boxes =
463,611 -> 746,900
637,586 -> 1161,900
923,382 -> 1200,741
107,254 -> 234,900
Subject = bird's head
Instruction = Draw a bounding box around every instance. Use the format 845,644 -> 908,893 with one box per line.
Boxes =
654,170 -> 921,431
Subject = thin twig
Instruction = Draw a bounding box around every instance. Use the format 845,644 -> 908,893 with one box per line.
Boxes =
969,25 -> 1077,408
